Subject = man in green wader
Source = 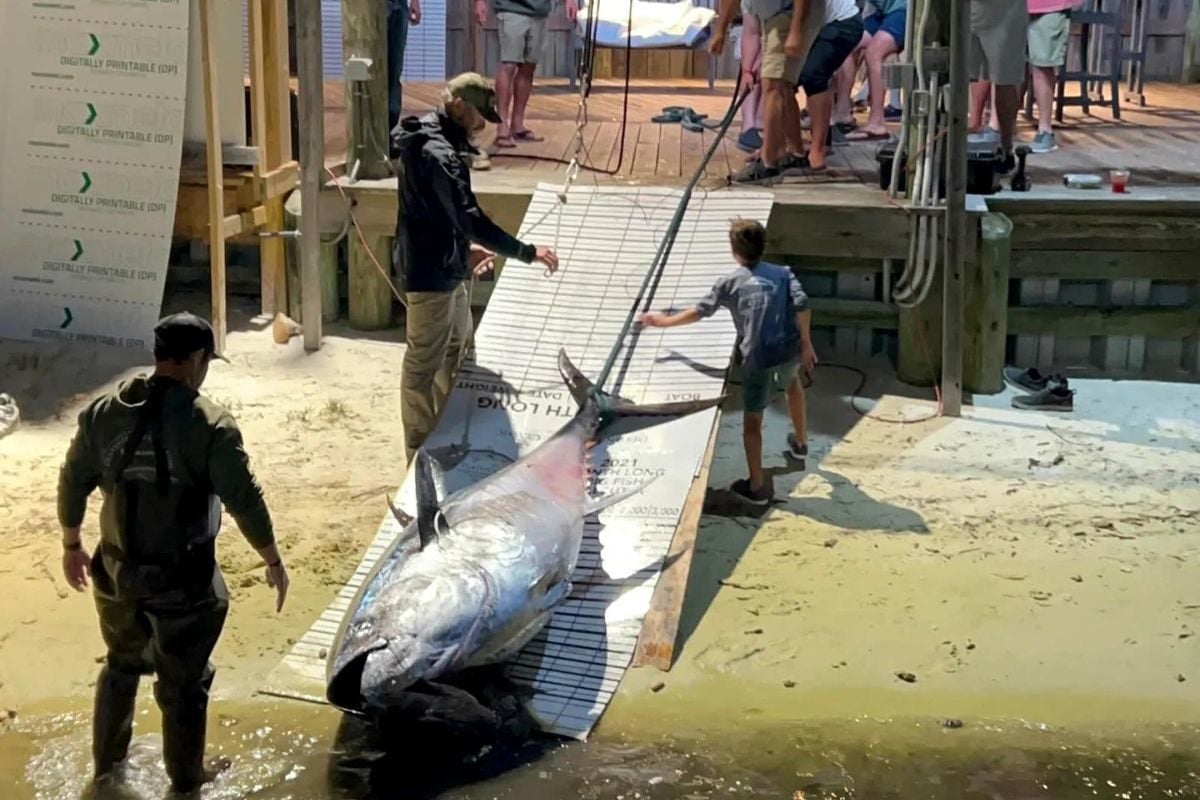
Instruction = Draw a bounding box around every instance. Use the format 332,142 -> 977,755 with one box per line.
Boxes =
57,312 -> 289,795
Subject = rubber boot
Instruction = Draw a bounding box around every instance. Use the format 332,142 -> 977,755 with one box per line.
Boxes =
155,669 -> 215,793
92,665 -> 140,780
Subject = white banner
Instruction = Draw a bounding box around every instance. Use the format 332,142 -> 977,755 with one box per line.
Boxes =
0,0 -> 189,351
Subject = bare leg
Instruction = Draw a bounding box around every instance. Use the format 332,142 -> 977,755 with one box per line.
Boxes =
761,78 -> 787,166
969,79 -> 991,131
806,89 -> 833,169
1031,64 -> 1055,134
782,87 -> 805,158
495,62 -> 519,141
744,412 -> 766,491
861,31 -> 899,134
785,378 -> 807,444
832,42 -> 863,125
993,84 -> 1019,151
511,62 -> 537,135
741,17 -> 763,132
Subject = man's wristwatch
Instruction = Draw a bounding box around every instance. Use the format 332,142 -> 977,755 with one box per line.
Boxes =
63,540 -> 82,552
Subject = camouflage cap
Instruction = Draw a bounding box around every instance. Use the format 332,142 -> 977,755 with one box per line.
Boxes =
445,72 -> 503,124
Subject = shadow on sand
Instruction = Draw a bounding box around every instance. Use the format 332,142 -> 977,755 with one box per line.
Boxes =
673,359 -> 936,661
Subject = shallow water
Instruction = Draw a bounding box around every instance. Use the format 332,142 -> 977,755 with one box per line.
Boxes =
3,699 -> 1200,800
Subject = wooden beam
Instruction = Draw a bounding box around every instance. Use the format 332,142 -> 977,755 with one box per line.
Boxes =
807,298 -> 900,329
1010,213 -> 1200,251
343,0 -> 394,330
221,205 -> 269,239
199,0 -> 226,353
632,416 -> 719,671
264,0 -> 294,164
297,0 -> 326,350
963,213 -> 1012,396
248,0 -> 271,176
1008,307 -> 1200,338
1012,250 -> 1200,280
765,203 -> 911,260
262,161 -> 301,199
769,255 -> 893,274
940,0 -> 969,416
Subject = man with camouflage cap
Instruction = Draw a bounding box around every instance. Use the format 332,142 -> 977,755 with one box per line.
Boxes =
390,72 -> 559,462
57,312 -> 289,795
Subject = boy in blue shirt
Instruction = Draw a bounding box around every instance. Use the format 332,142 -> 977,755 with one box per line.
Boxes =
641,219 -> 816,505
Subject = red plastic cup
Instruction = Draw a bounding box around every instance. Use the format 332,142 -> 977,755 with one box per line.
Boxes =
1111,169 -> 1130,194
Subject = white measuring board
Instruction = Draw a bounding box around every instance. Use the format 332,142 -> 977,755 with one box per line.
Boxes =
0,0 -> 188,350
262,184 -> 774,739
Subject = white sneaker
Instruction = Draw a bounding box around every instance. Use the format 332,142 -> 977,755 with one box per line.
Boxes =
0,394 -> 19,439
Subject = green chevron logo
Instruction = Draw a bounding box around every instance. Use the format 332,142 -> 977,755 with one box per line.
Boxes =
71,240 -> 84,261
88,34 -> 100,56
79,172 -> 92,194
85,103 -> 97,125
61,308 -> 74,329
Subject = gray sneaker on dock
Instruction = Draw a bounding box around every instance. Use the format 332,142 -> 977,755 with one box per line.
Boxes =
1030,131 -> 1057,153
1012,384 -> 1075,413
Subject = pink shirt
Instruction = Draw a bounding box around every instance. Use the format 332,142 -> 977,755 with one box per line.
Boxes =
1028,0 -> 1074,13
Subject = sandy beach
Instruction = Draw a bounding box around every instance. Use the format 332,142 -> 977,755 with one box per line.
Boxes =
2,296 -> 1200,797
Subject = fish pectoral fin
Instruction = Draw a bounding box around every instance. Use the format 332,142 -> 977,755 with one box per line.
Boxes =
585,478 -> 657,516
414,448 -> 442,550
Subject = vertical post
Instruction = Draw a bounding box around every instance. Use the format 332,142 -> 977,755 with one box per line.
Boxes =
940,0 -> 967,416
262,0 -> 296,316
962,213 -> 1012,395
1185,0 -> 1200,84
297,0 -> 325,351
343,0 -> 394,330
199,0 -> 227,353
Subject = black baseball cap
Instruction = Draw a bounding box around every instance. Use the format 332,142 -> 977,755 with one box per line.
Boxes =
153,312 -> 227,362
445,72 -> 503,124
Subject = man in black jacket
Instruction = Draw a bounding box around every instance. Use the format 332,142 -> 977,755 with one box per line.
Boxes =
392,72 -> 559,461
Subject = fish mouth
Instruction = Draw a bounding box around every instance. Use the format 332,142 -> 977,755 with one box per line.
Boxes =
327,643 -> 384,714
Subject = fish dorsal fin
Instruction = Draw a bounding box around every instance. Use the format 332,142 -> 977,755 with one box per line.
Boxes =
414,449 -> 441,550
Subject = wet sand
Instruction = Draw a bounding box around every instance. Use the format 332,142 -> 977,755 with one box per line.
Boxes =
2,297 -> 1200,797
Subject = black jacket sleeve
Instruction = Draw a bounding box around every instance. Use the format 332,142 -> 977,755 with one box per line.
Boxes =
427,148 -> 537,263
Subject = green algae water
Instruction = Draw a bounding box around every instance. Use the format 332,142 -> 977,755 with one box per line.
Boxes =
2,699 -> 1199,799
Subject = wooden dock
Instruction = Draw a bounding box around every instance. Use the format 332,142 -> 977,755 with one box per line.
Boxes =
322,79 -> 1200,187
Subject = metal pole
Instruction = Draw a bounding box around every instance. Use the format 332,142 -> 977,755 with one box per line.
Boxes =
941,0 -> 967,416
297,0 -> 325,351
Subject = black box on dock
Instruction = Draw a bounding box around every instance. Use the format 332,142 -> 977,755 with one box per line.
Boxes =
875,139 -> 1003,196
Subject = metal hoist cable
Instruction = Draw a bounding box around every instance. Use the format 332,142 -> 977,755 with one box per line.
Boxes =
592,70 -> 750,397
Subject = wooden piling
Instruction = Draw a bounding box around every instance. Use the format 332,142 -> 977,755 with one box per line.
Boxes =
963,213 -> 1012,395
285,190 -> 341,323
343,0 -> 394,330
896,267 -> 944,388
940,0 -> 969,415
297,0 -> 326,350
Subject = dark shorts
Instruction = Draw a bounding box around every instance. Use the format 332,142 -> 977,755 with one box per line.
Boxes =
743,360 -> 799,413
864,9 -> 906,51
798,15 -> 865,96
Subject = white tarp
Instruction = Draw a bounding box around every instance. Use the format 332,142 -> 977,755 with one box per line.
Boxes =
0,0 -> 188,351
576,0 -> 716,49
263,184 -> 776,740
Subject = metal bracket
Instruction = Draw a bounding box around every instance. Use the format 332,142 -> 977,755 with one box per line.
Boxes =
259,230 -> 301,239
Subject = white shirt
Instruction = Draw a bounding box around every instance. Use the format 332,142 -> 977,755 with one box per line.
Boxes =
825,0 -> 861,23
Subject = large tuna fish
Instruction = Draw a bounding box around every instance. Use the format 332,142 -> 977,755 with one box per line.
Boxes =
326,349 -> 719,718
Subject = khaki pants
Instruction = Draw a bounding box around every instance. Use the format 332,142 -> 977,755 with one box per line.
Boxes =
401,282 -> 472,459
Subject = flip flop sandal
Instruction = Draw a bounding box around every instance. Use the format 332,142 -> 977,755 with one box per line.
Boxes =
494,136 -> 517,149
652,106 -> 690,123
845,130 -> 891,142
834,120 -> 858,133
681,118 -> 706,133
512,130 -> 543,142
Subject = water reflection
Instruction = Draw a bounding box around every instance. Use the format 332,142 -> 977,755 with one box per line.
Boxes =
8,703 -> 1200,800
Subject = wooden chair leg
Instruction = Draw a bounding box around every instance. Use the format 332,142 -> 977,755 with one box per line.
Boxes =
1079,26 -> 1091,116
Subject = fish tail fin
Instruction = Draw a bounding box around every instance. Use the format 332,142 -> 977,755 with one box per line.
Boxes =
556,349 -> 722,432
